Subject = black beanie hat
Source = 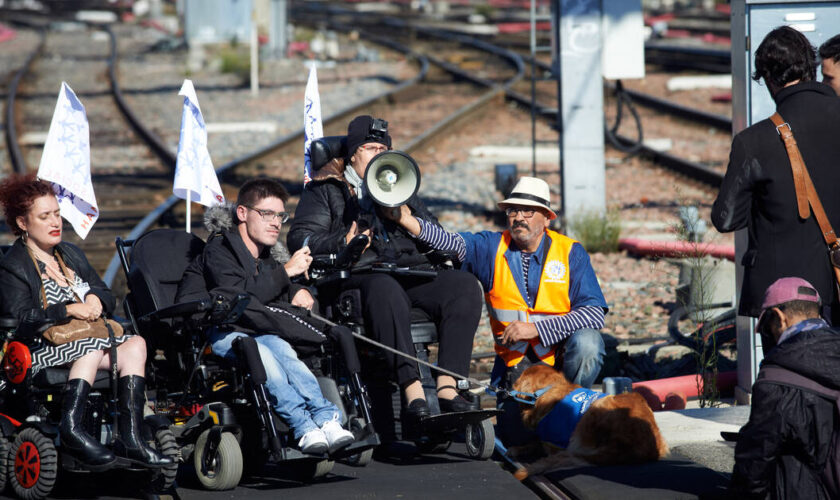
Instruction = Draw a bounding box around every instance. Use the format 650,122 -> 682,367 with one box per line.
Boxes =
346,115 -> 392,160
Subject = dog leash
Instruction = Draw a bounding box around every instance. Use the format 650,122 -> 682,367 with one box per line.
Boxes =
308,311 -> 544,404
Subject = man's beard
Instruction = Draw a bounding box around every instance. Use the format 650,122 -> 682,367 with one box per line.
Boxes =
510,221 -> 532,247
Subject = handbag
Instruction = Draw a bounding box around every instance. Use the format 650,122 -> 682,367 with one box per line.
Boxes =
26,247 -> 124,345
771,112 -> 840,290
42,317 -> 124,346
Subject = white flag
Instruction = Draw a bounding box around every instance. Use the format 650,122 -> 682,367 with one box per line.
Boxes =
303,65 -> 323,185
174,79 -> 224,207
37,82 -> 98,239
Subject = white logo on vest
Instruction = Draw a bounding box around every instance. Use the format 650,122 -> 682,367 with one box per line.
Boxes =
544,260 -> 567,283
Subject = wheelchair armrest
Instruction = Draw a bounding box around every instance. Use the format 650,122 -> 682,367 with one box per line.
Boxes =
139,299 -> 212,323
0,317 -> 19,329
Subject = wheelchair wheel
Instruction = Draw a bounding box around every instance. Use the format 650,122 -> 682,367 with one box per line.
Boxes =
465,419 -> 495,460
194,429 -> 243,490
148,428 -> 179,493
343,418 -> 373,467
288,459 -> 334,481
7,428 -> 57,500
0,435 -> 9,494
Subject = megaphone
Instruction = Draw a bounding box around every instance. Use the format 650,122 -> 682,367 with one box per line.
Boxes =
364,150 -> 421,207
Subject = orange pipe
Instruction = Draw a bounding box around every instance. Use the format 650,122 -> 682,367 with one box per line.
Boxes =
618,238 -> 735,262
632,371 -> 737,411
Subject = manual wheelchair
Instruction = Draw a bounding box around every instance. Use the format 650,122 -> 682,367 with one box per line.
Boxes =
115,228 -> 380,490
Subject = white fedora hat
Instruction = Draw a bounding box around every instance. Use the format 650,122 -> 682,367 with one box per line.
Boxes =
497,176 -> 556,220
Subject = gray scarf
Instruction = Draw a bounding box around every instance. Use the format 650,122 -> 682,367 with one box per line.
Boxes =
344,165 -> 365,200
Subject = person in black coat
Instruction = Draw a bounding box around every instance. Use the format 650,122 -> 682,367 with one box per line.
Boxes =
0,174 -> 172,469
288,115 -> 482,417
176,178 -> 355,454
712,26 -> 840,324
730,277 -> 840,499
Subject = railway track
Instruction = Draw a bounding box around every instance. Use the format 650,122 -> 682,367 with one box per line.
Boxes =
6,12 -> 731,298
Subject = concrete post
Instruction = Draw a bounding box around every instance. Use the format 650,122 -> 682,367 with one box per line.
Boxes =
553,0 -> 606,231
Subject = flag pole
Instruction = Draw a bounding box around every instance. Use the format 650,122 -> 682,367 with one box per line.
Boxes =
186,190 -> 191,233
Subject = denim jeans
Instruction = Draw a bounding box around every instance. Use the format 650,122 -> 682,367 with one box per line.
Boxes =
491,328 -> 605,447
208,330 -> 339,439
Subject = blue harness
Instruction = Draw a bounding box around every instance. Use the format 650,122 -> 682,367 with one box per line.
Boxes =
536,387 -> 606,448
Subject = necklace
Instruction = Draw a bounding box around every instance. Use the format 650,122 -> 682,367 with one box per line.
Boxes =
26,244 -> 73,287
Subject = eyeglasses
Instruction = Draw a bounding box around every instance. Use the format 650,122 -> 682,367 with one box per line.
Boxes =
505,207 -> 536,218
359,144 -> 389,154
246,206 -> 290,223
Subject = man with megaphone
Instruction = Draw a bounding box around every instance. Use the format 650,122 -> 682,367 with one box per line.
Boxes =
289,115 -> 483,421
382,176 -> 607,446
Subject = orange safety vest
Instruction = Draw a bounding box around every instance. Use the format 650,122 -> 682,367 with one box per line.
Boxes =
486,230 -> 576,367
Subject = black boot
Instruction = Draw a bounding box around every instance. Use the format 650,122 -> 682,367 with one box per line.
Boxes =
113,375 -> 173,467
60,379 -> 117,469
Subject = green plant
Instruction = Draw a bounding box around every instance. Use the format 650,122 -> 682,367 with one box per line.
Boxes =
568,208 -> 622,254
474,5 -> 496,18
672,205 -> 722,408
218,46 -> 250,80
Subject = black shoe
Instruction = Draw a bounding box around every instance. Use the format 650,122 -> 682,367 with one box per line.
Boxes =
404,398 -> 431,419
438,395 -> 474,413
113,375 -> 174,467
60,379 -> 117,469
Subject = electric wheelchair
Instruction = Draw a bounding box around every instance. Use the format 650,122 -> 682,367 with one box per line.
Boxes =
0,317 -> 179,499
115,228 -> 380,490
306,136 -> 498,459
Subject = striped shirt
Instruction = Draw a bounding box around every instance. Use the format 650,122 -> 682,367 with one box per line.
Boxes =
416,218 -> 605,346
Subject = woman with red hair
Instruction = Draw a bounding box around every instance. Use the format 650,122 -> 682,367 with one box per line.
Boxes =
0,174 -> 171,469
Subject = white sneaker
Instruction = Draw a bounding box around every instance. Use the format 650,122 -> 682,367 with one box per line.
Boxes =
321,419 -> 355,453
298,428 -> 328,454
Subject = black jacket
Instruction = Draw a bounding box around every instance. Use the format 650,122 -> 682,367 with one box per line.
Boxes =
730,324 -> 840,499
175,229 -> 325,345
712,82 -> 840,318
0,239 -> 116,342
287,164 -> 445,268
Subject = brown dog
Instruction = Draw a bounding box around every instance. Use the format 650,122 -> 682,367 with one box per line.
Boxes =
510,364 -> 668,479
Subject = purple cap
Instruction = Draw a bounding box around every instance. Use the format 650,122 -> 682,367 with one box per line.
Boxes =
756,277 -> 821,331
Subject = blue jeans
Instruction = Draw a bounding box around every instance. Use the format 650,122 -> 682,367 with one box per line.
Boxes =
491,328 -> 605,447
208,330 -> 339,439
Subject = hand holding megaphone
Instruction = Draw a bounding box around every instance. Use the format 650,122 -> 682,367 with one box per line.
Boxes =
380,205 -> 421,237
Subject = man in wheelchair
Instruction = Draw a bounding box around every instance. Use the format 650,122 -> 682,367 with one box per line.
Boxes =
288,115 -> 483,420
176,178 -> 355,455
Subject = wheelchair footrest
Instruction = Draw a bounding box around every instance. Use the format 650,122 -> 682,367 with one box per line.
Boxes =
419,409 -> 501,434
330,431 -> 381,460
270,447 -> 328,463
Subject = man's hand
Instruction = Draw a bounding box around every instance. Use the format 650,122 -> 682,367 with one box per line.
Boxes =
291,288 -> 315,310
501,321 -> 539,345
285,246 -> 313,278
380,205 -> 421,236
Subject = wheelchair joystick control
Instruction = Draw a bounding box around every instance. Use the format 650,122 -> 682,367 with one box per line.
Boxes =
335,234 -> 369,269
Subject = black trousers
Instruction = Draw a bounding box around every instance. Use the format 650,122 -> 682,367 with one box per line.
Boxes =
342,269 -> 482,386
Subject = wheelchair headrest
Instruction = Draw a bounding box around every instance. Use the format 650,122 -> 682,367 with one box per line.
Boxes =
128,229 -> 205,314
310,135 -> 348,171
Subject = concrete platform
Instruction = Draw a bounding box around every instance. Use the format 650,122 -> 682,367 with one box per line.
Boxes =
654,405 -> 750,473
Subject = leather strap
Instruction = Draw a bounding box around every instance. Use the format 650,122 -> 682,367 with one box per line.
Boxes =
771,112 -> 840,252
771,113 -> 810,219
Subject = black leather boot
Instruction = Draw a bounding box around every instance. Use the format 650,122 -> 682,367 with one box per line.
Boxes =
60,379 -> 117,469
113,375 -> 173,467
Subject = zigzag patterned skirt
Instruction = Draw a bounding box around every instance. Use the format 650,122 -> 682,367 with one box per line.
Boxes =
30,334 -> 134,375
